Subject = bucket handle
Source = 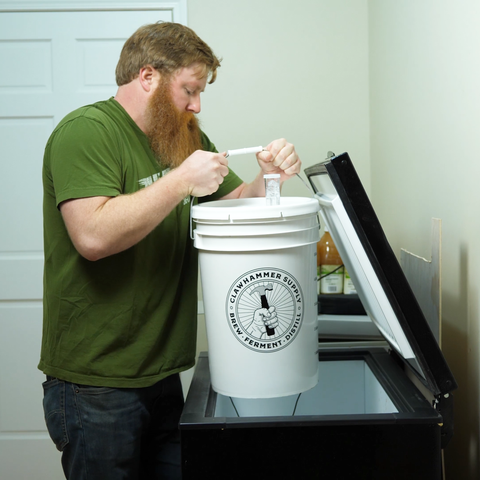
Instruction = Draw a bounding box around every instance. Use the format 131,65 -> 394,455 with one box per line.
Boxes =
295,173 -> 316,196
189,196 -> 196,240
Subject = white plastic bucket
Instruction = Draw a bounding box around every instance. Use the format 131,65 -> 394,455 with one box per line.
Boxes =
192,197 -> 320,398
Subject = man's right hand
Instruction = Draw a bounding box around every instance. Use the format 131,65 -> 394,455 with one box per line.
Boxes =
177,150 -> 229,197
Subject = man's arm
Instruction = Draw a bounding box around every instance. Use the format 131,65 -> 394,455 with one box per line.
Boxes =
60,150 -> 228,261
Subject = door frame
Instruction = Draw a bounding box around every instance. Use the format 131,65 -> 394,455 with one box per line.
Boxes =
0,0 -> 187,23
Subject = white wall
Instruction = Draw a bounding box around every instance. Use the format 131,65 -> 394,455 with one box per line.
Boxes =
369,1 -> 480,478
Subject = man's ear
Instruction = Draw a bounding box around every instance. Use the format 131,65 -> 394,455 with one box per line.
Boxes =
138,65 -> 158,92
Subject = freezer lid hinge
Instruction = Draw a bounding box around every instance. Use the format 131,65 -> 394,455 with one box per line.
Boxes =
433,392 -> 454,449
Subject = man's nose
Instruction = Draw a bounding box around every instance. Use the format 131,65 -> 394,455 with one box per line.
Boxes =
187,95 -> 201,114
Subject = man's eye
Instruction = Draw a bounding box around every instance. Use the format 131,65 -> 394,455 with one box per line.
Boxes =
185,88 -> 193,95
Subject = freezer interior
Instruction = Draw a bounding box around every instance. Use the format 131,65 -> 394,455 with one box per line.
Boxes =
214,359 -> 398,417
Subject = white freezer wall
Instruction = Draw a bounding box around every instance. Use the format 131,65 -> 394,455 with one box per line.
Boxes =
369,1 -> 480,479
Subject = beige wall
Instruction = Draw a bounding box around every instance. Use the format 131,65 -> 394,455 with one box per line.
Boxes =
369,1 -> 480,478
188,0 -> 371,195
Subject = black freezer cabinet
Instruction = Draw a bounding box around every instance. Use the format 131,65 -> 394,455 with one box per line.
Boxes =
180,350 -> 444,479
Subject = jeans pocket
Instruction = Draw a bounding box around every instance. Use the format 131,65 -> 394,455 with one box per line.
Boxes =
42,379 -> 69,452
73,384 -> 117,395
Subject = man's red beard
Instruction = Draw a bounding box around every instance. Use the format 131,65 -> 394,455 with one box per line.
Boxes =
145,79 -> 203,169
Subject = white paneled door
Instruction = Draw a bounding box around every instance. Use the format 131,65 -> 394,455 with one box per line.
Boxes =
0,4 -> 184,478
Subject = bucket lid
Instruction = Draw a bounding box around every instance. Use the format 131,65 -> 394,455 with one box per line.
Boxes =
192,197 -> 319,222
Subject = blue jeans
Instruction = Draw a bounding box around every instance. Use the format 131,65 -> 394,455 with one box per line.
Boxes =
42,374 -> 183,480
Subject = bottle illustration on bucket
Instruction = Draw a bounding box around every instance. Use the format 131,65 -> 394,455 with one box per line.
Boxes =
248,284 -> 279,337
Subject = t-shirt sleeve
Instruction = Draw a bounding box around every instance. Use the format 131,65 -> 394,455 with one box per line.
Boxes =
199,130 -> 244,201
48,115 -> 123,207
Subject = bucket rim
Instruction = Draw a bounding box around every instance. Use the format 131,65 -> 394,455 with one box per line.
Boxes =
194,224 -> 320,238
192,197 -> 320,221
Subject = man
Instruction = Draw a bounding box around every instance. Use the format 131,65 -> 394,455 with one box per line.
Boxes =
39,21 -> 300,479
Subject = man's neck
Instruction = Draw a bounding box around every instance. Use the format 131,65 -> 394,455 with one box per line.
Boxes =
114,82 -> 149,133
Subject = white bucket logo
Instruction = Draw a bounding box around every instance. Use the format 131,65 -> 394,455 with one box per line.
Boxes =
226,268 -> 304,353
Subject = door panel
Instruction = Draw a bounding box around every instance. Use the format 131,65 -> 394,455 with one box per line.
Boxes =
0,5 -> 183,479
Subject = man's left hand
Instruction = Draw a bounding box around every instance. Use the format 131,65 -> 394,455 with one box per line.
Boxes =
256,138 -> 301,181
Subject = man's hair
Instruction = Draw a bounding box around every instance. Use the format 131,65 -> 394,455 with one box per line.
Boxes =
115,22 -> 221,86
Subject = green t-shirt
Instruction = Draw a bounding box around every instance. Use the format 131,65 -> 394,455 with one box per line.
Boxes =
38,98 -> 243,388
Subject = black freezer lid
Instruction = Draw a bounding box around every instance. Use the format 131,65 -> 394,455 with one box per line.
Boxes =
304,153 -> 457,397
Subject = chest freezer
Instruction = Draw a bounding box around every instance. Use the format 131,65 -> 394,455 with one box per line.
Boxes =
180,152 -> 457,479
